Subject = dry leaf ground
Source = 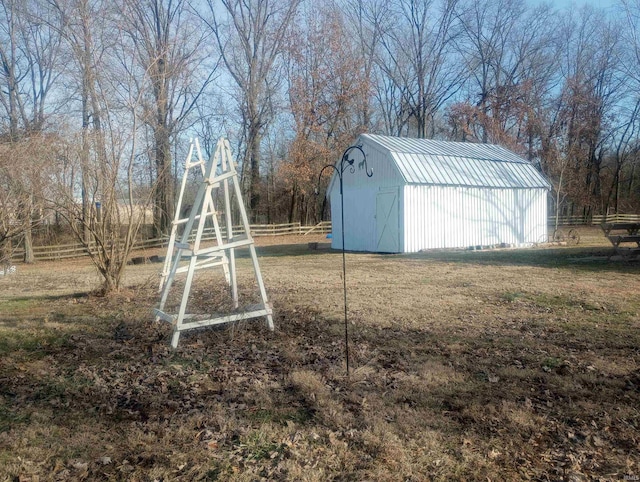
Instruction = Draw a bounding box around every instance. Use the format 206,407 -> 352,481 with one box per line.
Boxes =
0,228 -> 639,481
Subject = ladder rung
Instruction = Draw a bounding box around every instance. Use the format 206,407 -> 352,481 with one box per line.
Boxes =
206,169 -> 236,184
194,260 -> 227,270
174,214 -> 202,225
154,309 -> 175,324
176,307 -> 272,330
195,237 -> 253,255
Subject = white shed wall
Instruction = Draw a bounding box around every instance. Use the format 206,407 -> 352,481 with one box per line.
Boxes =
330,185 -> 378,251
403,185 -> 547,252
330,139 -> 403,251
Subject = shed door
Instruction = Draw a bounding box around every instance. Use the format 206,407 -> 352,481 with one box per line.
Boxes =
376,190 -> 399,253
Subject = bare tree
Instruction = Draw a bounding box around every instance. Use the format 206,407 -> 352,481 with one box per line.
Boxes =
454,0 -> 561,148
45,52 -> 155,294
343,0 -> 413,136
619,0 -> 640,211
0,136 -> 50,269
0,148 -> 31,269
621,0 -> 640,88
531,6 -> 626,221
48,130 -> 152,293
0,0 -> 65,262
42,0 -> 113,247
455,0 -> 521,143
118,0 -> 217,237
0,0 -> 22,139
343,0 -> 392,131
281,0 -> 370,224
376,0 -> 463,139
605,99 -> 640,213
557,7 -> 624,216
373,65 -> 412,136
199,0 -> 302,222
34,0 -> 157,293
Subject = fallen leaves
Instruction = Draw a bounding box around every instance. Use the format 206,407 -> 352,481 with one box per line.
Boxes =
2,246 -> 640,481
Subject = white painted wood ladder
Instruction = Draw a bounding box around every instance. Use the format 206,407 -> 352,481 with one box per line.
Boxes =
154,137 -> 274,348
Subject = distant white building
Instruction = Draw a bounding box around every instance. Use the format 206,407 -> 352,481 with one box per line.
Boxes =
328,134 -> 551,253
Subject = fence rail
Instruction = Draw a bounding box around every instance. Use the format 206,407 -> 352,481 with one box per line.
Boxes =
7,215 -> 640,262
550,214 -> 640,225
9,221 -> 332,262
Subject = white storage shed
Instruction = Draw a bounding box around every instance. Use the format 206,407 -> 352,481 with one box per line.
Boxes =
328,134 -> 551,253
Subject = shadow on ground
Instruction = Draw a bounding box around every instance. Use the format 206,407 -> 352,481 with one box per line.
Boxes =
1,284 -> 638,480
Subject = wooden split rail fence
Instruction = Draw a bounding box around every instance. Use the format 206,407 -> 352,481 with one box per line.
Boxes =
8,216 -> 640,262
550,214 -> 640,226
9,221 -> 332,262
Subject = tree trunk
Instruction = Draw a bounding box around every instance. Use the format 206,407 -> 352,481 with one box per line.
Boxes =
153,125 -> 174,237
288,184 -> 297,224
100,268 -> 120,295
6,0 -> 19,140
1,239 -> 11,271
23,196 -> 34,264
248,119 -> 261,222
299,193 -> 306,225
81,163 -> 91,243
151,46 -> 174,237
23,225 -> 34,263
80,11 -> 93,245
320,195 -> 328,223
628,164 -> 636,199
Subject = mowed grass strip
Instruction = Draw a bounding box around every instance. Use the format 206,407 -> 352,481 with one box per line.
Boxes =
0,235 -> 638,480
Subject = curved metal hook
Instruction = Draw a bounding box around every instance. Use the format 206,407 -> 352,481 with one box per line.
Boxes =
315,163 -> 341,196
314,143 -> 374,198
341,144 -> 373,178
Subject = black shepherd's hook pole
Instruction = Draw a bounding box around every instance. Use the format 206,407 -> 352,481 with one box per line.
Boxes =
316,144 -> 373,375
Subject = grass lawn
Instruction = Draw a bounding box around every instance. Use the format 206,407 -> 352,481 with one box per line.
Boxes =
0,228 -> 639,481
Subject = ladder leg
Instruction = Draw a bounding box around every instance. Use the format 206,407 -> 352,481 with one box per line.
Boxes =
230,247 -> 238,308
170,330 -> 181,349
158,247 -> 183,314
161,140 -> 196,291
170,256 -> 198,348
249,244 -> 274,331
222,138 -> 238,307
159,228 -> 177,292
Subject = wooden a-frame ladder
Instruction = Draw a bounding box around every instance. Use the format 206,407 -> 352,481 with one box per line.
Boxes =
154,137 -> 274,348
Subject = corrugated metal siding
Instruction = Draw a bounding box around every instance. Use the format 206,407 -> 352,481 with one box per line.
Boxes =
391,152 -> 549,189
403,185 -> 547,252
364,134 -> 550,189
365,133 -> 528,163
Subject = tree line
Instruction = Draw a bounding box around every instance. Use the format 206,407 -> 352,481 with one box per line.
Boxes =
2,0 -> 640,289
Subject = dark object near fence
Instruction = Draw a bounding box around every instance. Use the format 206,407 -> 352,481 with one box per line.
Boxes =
552,228 -> 580,245
602,222 -> 640,259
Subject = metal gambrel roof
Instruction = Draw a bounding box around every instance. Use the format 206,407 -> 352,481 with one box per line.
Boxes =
363,134 -> 551,189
